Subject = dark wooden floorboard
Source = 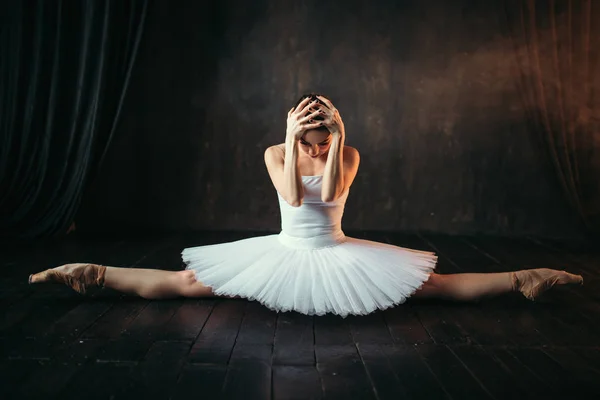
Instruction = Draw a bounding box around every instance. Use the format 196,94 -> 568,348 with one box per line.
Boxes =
0,231 -> 598,399
416,343 -> 494,400
347,312 -> 393,344
0,359 -> 47,399
273,312 -> 315,366
571,347 -> 600,372
60,360 -> 138,400
486,346 -> 556,399
81,297 -> 150,339
188,299 -> 246,364
374,344 -> 450,400
117,341 -> 191,399
541,347 -> 600,398
529,235 -> 600,257
315,344 -> 377,400
506,347 -> 587,398
383,306 -> 433,346
465,236 -> 600,346
170,363 -> 228,399
82,236 -> 194,364
235,300 -> 278,345
388,233 -> 473,346
69,236 -> 178,340
314,314 -> 353,346
13,338 -> 105,399
424,234 -> 552,347
222,343 -> 272,399
159,298 -> 216,340
95,337 -> 155,363
0,236 -> 124,337
450,345 -> 532,399
273,365 -> 323,400
356,344 -> 411,399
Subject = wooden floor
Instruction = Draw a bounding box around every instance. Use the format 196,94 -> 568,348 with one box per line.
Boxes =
0,231 -> 599,399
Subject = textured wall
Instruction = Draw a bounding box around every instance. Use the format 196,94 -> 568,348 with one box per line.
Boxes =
76,0 -> 581,238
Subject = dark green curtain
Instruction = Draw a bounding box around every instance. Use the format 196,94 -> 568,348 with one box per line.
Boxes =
0,0 -> 148,239
503,0 -> 600,235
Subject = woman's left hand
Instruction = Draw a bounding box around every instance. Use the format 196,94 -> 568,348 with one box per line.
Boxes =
316,96 -> 345,137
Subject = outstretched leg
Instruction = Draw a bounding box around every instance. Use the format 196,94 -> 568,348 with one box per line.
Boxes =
29,263 -> 217,299
30,264 -> 584,302
103,267 -> 215,298
413,268 -> 583,301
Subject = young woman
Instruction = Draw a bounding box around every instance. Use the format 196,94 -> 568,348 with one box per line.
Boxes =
29,94 -> 584,317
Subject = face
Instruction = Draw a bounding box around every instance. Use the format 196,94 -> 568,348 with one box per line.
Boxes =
299,129 -> 332,158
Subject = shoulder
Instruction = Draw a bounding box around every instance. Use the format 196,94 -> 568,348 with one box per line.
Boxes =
344,145 -> 359,157
344,145 -> 360,164
264,144 -> 285,160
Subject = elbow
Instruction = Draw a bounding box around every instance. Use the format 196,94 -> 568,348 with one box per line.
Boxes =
322,188 -> 344,203
287,197 -> 303,207
322,181 -> 345,203
321,194 -> 335,203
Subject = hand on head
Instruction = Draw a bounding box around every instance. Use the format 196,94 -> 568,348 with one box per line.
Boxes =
286,96 -> 326,141
314,96 -> 344,137
286,94 -> 345,141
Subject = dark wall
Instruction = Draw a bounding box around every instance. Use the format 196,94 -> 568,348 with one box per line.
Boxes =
76,0 -> 582,238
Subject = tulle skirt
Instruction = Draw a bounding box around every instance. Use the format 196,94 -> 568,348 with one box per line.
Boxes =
182,232 -> 437,317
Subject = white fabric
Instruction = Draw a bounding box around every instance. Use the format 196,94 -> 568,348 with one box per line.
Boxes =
182,175 -> 437,317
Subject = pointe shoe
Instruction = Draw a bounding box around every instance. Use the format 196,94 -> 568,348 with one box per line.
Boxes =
511,268 -> 583,301
28,263 -> 107,294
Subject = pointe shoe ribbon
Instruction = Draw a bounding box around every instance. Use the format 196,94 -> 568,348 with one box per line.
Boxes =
511,268 -> 584,301
29,263 -> 107,294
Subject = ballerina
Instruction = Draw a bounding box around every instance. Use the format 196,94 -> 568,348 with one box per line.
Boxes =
29,93 -> 584,317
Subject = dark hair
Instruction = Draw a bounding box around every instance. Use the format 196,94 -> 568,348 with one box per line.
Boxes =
293,93 -> 331,132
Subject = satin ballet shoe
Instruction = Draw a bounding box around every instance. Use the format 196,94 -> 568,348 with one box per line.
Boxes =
28,263 -> 107,294
511,268 -> 583,301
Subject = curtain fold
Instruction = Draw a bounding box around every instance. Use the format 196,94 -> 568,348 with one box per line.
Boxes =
0,0 -> 148,239
503,0 -> 600,234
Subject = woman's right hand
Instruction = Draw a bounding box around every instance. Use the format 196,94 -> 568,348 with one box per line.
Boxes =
286,97 -> 324,141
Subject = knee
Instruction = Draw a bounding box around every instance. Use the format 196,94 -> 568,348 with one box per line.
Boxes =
416,273 -> 447,297
137,270 -> 199,300
175,270 -> 215,297
425,273 -> 446,289
174,270 -> 197,287
155,270 -> 196,297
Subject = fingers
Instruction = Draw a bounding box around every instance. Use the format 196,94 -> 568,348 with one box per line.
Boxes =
309,102 -> 329,112
298,99 -> 319,116
316,96 -> 335,111
299,108 -> 324,123
290,96 -> 336,127
294,97 -> 312,114
304,121 -> 324,130
309,103 -> 334,120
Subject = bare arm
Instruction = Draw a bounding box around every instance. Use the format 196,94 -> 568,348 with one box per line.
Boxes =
322,145 -> 360,202
318,96 -> 360,202
264,97 -> 322,207
321,134 -> 345,202
264,142 -> 303,206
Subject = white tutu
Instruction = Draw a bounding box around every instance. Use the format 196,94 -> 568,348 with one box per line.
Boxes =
182,175 -> 437,317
